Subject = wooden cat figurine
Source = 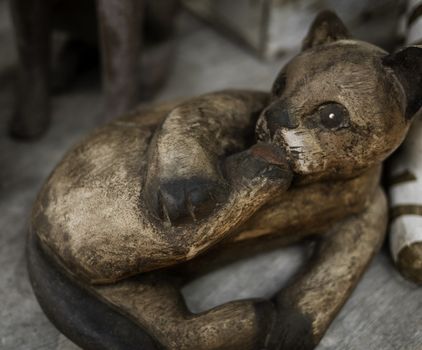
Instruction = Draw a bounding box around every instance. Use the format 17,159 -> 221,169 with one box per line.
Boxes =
28,11 -> 422,350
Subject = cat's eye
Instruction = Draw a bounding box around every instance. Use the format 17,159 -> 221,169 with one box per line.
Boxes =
318,103 -> 349,130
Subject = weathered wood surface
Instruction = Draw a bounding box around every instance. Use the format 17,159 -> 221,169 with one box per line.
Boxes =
0,3 -> 421,350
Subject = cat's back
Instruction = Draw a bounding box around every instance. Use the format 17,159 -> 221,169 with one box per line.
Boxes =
31,101 -> 180,283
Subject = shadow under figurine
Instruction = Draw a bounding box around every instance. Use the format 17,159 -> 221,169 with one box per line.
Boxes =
28,11 -> 422,350
10,0 -> 178,139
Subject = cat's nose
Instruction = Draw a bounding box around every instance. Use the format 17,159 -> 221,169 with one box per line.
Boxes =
264,102 -> 298,137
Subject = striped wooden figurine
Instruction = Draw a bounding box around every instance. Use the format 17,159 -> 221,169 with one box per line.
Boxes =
388,0 -> 422,284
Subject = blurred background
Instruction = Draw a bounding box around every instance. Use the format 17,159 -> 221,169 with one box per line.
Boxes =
0,0 -> 421,349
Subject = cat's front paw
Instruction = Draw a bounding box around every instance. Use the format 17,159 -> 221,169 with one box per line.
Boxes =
225,143 -> 293,188
145,176 -> 229,225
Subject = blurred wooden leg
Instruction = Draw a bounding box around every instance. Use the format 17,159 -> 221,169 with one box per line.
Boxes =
10,0 -> 51,139
96,0 -> 144,120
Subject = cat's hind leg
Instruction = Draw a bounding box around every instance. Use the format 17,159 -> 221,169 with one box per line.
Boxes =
266,187 -> 387,350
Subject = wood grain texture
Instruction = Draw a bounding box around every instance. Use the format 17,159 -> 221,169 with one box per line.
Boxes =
0,5 -> 421,350
28,11 -> 421,349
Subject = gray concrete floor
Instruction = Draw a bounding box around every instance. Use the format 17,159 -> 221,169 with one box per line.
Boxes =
0,3 -> 421,350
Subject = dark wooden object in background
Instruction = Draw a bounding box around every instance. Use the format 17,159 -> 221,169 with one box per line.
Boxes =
9,0 -> 178,139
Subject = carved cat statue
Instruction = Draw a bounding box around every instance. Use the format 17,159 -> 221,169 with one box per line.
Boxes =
28,11 -> 422,350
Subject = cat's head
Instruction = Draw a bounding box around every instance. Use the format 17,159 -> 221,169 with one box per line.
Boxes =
256,11 -> 422,183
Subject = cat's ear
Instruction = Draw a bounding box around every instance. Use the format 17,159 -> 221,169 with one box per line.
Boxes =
302,10 -> 351,51
383,46 -> 422,119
